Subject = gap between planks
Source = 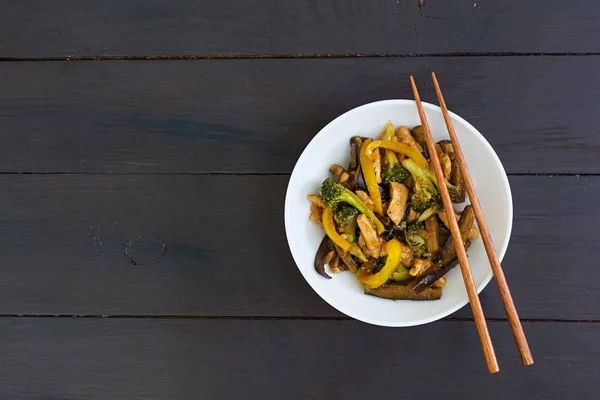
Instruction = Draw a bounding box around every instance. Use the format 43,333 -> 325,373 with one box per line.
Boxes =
0,172 -> 596,177
0,314 -> 597,323
2,52 -> 600,62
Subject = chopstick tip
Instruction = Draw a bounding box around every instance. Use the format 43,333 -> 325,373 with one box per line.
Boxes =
522,356 -> 535,366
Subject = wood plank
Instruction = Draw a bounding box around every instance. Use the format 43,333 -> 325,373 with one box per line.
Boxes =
453,174 -> 598,319
1,57 -> 599,174
2,0 -> 600,57
0,175 -> 596,319
0,318 -> 596,399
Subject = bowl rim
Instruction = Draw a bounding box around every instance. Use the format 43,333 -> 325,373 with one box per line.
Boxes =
284,99 -> 513,327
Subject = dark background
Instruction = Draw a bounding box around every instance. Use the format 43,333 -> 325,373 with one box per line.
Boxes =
0,0 -> 598,398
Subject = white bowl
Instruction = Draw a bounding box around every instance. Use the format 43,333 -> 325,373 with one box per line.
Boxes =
284,100 -> 512,327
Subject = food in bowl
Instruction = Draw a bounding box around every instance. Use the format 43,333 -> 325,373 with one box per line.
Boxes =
307,122 -> 479,301
286,99 -> 511,326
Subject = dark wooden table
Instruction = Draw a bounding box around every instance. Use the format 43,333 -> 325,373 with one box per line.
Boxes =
1,1 -> 599,398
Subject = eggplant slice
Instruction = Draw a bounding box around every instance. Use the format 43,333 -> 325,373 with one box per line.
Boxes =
409,245 -> 468,294
410,206 -> 475,293
365,282 -> 441,301
314,235 -> 334,279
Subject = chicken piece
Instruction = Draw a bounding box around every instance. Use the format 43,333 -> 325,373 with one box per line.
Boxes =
437,150 -> 452,180
358,235 -> 384,258
329,164 -> 347,183
407,208 -> 421,223
437,210 -> 461,230
357,235 -> 369,256
309,203 -> 322,225
386,182 -> 409,225
396,126 -> 423,153
433,275 -> 447,288
409,258 -> 433,277
357,214 -> 384,251
307,195 -> 326,209
329,255 -> 345,274
468,225 -> 480,240
438,210 -> 449,228
356,214 -> 385,258
356,190 -> 375,210
307,195 -> 326,225
372,149 -> 382,184
323,249 -> 336,266
400,244 -> 414,267
339,172 -> 350,184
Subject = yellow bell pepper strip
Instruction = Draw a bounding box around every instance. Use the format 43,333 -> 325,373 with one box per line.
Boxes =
357,239 -> 403,289
320,178 -> 385,234
366,140 -> 428,170
322,206 -> 350,251
380,122 -> 399,166
322,207 -> 368,262
359,139 -> 383,215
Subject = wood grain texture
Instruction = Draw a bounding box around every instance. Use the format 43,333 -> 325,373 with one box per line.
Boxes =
431,71 -> 533,365
2,0 -> 600,57
0,318 -> 597,399
0,175 -> 596,319
1,57 -> 599,174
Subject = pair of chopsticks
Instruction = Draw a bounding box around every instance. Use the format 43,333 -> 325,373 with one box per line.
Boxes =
410,73 -> 534,373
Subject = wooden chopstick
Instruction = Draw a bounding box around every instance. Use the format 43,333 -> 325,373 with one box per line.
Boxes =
409,76 -> 500,374
431,72 -> 534,366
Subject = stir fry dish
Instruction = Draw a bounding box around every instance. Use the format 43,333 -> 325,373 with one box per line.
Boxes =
307,122 -> 479,301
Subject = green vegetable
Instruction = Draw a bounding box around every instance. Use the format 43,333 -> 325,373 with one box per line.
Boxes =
389,266 -> 412,282
380,124 -> 408,185
401,159 -> 441,212
422,165 -> 461,203
320,178 -> 385,234
322,206 -> 368,262
405,221 -> 430,259
333,205 -> 359,242
382,164 -> 408,185
417,204 -> 441,223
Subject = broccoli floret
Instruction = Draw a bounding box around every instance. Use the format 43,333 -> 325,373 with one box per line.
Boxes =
445,182 -> 460,203
380,124 -> 408,185
405,222 -> 430,258
401,159 -> 441,212
333,205 -> 359,242
423,166 -> 461,203
381,164 -> 408,185
320,178 -> 385,233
